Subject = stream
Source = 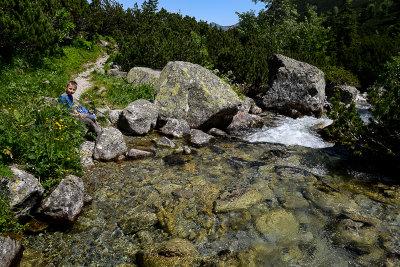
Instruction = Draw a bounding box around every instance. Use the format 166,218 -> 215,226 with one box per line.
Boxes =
20,114 -> 400,266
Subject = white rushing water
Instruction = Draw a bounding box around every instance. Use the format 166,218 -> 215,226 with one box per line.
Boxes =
245,115 -> 334,148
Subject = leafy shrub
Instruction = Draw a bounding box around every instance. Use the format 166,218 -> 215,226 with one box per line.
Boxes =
321,65 -> 360,88
72,37 -> 94,51
0,195 -> 26,235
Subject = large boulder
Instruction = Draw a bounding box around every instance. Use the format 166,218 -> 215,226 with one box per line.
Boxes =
0,236 -> 24,267
118,99 -> 158,135
126,67 -> 161,86
37,175 -> 90,224
262,54 -> 325,117
154,61 -> 241,130
93,127 -> 128,161
3,167 -> 44,219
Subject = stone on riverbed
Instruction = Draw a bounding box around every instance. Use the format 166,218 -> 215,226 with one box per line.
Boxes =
226,112 -> 263,134
37,175 -> 91,224
118,212 -> 158,234
127,148 -> 154,159
93,127 -> 128,161
207,128 -> 227,137
157,137 -> 176,148
154,61 -> 241,129
118,99 -> 158,135
190,129 -> 214,146
255,209 -> 299,243
137,238 -> 200,267
2,167 -> 44,219
214,187 -> 265,213
0,236 -> 24,267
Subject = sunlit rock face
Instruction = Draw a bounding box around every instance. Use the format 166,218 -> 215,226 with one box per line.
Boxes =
263,54 -> 325,118
154,61 -> 241,130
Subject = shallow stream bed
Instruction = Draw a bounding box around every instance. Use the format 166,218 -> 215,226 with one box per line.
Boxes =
21,128 -> 400,266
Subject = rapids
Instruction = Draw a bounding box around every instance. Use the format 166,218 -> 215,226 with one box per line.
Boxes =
20,123 -> 399,266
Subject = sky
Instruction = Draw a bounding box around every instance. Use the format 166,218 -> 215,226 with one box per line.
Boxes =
116,0 -> 265,26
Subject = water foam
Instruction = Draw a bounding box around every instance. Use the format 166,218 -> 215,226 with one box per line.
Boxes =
245,116 -> 334,148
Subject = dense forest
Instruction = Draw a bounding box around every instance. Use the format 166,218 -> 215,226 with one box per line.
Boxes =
1,0 -> 400,181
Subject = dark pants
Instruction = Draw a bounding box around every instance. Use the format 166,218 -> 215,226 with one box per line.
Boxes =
80,115 -> 102,135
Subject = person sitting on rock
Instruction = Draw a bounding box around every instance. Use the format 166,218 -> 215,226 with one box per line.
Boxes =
59,80 -> 102,135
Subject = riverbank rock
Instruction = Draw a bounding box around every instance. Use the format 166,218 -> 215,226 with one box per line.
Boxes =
126,67 -> 161,86
154,61 -> 241,130
80,141 -> 95,168
226,112 -> 263,133
37,175 -> 90,224
0,236 -> 24,267
93,127 -> 128,161
118,99 -> 158,135
207,128 -> 228,137
326,85 -> 359,105
160,118 -> 190,138
106,68 -> 127,78
108,109 -> 122,124
5,167 -> 44,219
263,54 -> 325,117
190,129 -> 214,146
214,187 -> 265,213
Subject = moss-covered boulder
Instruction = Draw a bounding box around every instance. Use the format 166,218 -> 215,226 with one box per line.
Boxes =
126,67 -> 161,86
154,61 -> 241,130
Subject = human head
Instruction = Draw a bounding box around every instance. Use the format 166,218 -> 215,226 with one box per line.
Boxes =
66,80 -> 78,96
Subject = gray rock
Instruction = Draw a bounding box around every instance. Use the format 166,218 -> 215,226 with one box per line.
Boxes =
0,236 -> 23,267
238,97 -> 252,113
37,175 -> 90,223
118,212 -> 158,234
80,141 -> 95,168
175,146 -> 191,154
106,69 -> 127,78
126,67 -> 161,86
250,104 -> 263,115
190,129 -> 214,146
227,112 -> 263,133
154,61 -> 241,129
160,118 -> 190,138
327,85 -> 359,105
207,128 -> 227,137
127,148 -> 154,159
99,40 -> 109,47
93,127 -> 128,161
5,167 -> 44,219
118,99 -> 158,135
262,54 -> 325,117
108,109 -> 122,124
157,137 -> 176,148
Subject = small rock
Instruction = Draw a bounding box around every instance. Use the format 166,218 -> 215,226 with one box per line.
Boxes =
108,109 -> 122,124
157,137 -> 176,148
106,69 -> 127,78
0,236 -> 24,267
207,128 -> 227,137
227,112 -> 263,133
190,129 -> 214,146
160,118 -> 190,138
127,148 -> 154,159
175,146 -> 191,154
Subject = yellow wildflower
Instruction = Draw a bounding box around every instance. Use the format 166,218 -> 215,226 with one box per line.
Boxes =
12,188 -> 16,190
67,157 -> 70,161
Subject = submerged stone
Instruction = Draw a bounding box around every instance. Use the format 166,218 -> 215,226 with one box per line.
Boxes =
214,187 -> 265,213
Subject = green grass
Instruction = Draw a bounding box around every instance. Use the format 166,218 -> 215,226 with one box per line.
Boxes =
80,72 -> 154,109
